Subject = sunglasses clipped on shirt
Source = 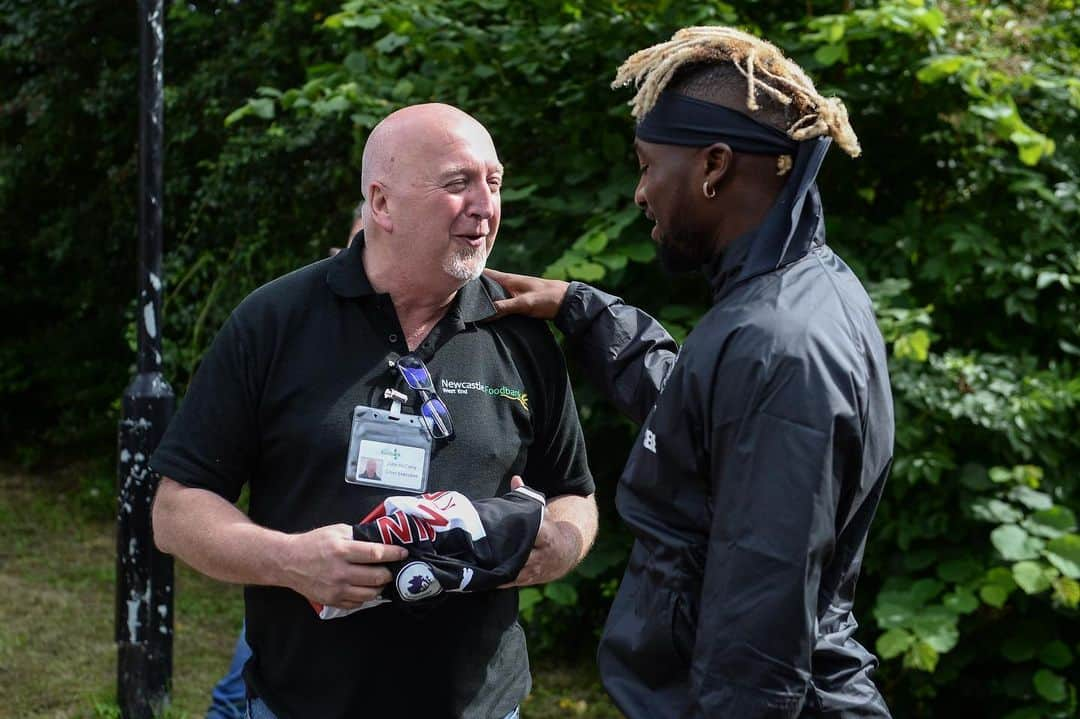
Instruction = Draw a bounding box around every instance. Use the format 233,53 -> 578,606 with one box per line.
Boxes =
395,353 -> 455,440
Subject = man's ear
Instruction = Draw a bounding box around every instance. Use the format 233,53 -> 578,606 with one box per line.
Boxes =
368,183 -> 393,233
703,142 -> 733,189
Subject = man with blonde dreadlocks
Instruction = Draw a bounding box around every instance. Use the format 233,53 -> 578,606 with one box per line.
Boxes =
486,26 -> 893,718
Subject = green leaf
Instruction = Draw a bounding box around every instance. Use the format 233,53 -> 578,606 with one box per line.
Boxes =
913,7 -> 946,35
518,587 -> 542,613
1044,535 -> 1080,579
980,567 -> 1017,608
908,578 -> 945,605
346,13 -> 383,30
943,588 -> 978,614
814,43 -> 848,67
911,607 -> 959,653
894,330 -> 930,361
390,79 -> 414,101
543,581 -> 579,606
1033,669 -> 1067,703
595,253 -> 628,271
248,98 -> 275,120
877,628 -> 914,659
1037,271 -> 1063,290
1052,577 -> 1080,608
1008,486 -> 1053,511
971,498 -> 1023,524
343,51 -> 368,75
312,95 -> 350,116
903,640 -> 939,672
622,242 -> 656,263
1012,131 -> 1055,166
374,32 -> 409,54
574,230 -> 609,254
223,105 -> 251,127
1038,640 -> 1074,670
566,261 -> 606,282
992,524 -> 1041,561
1026,507 -> 1078,539
826,20 -> 845,43
989,466 -> 1014,484
916,55 -> 967,84
1012,560 -> 1053,595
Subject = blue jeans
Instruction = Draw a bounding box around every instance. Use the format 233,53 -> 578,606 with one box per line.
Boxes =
247,697 -> 520,719
207,623 -> 252,719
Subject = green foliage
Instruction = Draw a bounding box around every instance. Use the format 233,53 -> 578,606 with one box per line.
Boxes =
3,1 -> 1079,716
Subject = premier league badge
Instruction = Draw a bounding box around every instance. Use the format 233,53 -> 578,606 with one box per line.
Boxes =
395,561 -> 443,602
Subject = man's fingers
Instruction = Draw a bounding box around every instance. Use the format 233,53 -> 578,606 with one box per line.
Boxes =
342,564 -> 394,588
343,540 -> 408,564
335,585 -> 385,606
510,475 -> 525,490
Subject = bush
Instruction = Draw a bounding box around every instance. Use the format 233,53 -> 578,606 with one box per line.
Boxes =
3,1 -> 1078,714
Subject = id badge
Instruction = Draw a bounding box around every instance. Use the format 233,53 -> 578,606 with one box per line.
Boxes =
345,404 -> 433,493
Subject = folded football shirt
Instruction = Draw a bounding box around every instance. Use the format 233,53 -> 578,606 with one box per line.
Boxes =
311,485 -> 546,619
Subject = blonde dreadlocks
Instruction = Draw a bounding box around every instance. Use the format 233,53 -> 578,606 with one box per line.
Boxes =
613,26 -> 861,158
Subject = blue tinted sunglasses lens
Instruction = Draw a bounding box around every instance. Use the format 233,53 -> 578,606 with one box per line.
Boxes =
397,356 -> 433,390
420,398 -> 454,439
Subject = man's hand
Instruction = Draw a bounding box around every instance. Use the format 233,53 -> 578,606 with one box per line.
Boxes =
281,524 -> 408,608
483,269 -> 569,320
502,476 -> 597,588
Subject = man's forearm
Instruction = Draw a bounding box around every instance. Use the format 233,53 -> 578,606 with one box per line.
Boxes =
547,492 -> 598,569
151,477 -> 292,587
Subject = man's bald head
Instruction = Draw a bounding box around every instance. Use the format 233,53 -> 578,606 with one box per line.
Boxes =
358,103 -> 504,291
360,103 -> 495,205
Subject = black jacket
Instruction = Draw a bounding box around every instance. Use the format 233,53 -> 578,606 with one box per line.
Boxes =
556,138 -> 894,718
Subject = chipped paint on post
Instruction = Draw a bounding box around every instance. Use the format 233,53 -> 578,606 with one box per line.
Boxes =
118,3 -> 174,716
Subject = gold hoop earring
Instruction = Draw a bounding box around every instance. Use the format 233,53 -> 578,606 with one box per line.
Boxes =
702,181 -> 716,199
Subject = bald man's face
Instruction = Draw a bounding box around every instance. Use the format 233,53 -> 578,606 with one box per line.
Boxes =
381,116 -> 503,284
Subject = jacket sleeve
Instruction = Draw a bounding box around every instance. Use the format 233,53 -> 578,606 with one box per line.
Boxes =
685,337 -> 853,718
554,281 -> 679,425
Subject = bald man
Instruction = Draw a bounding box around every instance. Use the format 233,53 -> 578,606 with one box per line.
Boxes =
151,104 -> 597,718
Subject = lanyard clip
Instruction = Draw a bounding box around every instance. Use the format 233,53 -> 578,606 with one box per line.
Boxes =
383,387 -> 408,419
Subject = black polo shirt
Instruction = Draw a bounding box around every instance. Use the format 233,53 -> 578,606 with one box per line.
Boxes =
150,237 -> 594,719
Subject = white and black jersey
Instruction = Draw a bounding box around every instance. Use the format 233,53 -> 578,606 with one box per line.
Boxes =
312,485 -> 545,619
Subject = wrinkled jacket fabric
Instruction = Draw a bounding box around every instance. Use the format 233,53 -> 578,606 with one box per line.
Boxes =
556,137 -> 894,718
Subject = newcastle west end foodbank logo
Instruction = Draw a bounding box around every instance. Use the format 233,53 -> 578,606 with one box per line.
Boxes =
439,378 -> 529,411
379,446 -> 401,461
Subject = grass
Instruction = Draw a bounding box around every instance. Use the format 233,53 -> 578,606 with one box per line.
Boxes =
0,462 -> 620,718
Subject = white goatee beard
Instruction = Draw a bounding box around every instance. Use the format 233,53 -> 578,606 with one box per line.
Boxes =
444,245 -> 489,282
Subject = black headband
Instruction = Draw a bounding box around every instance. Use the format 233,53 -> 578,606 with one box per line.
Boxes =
635,91 -> 798,155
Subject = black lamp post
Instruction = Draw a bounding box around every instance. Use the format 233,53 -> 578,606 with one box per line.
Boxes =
116,1 -> 174,716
